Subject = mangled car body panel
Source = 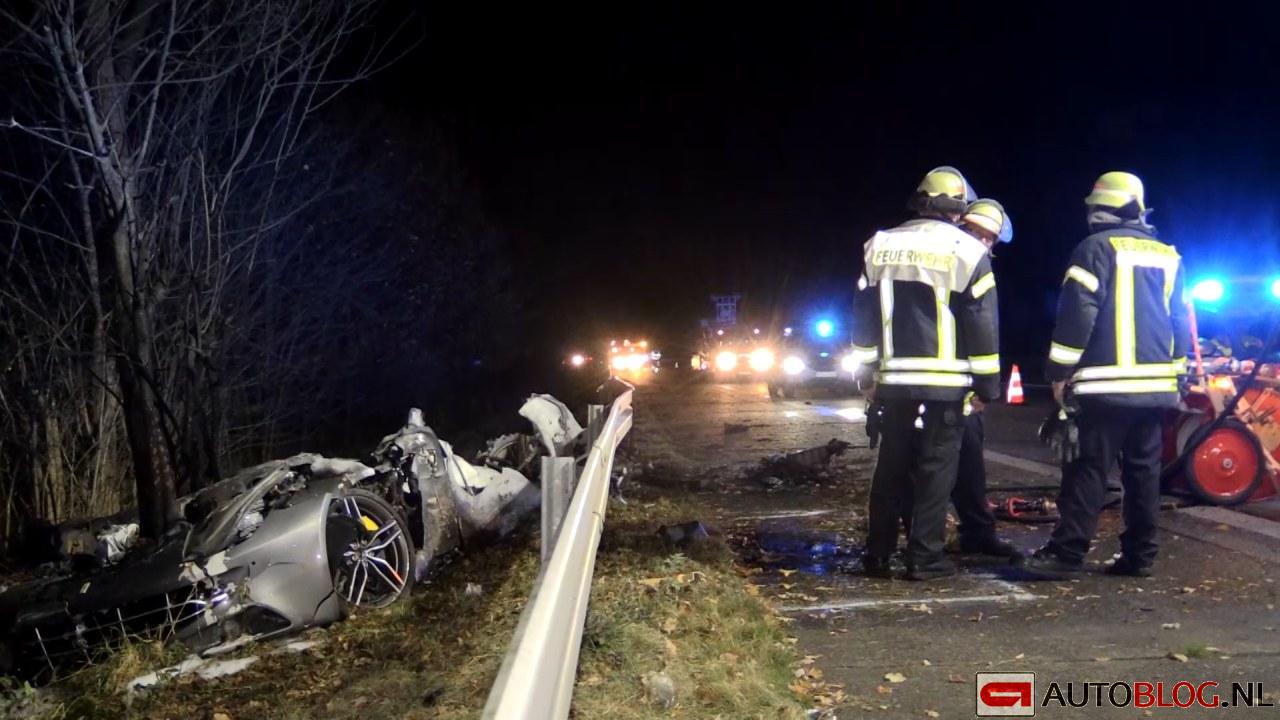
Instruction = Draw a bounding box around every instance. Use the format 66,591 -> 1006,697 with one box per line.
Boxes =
0,396 -> 582,680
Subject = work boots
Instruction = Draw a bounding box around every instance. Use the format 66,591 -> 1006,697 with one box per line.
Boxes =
1103,554 -> 1153,578
956,535 -> 1025,562
1021,547 -> 1084,579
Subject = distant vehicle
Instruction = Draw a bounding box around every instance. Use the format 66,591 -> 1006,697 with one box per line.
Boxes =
606,338 -> 660,379
766,317 -> 863,399
563,352 -> 594,370
692,325 -> 774,381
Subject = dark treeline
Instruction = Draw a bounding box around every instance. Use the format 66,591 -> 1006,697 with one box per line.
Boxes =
0,0 -> 526,551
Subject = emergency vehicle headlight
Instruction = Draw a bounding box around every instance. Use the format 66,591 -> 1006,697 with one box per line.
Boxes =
782,356 -> 806,375
840,353 -> 861,373
1270,277 -> 1280,300
748,348 -> 775,372
1190,278 -> 1225,303
715,350 -> 739,372
611,355 -> 629,371
570,354 -> 586,367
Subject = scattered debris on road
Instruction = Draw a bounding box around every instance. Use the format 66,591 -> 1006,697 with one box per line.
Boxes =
748,439 -> 852,487
658,521 -> 711,547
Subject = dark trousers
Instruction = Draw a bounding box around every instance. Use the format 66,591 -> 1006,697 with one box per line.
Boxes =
1046,406 -> 1163,566
866,398 -> 964,569
953,411 -> 998,543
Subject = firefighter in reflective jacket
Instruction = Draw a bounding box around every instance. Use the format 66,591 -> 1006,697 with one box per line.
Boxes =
853,167 -> 1003,581
1025,171 -> 1190,578
950,199 -> 1023,560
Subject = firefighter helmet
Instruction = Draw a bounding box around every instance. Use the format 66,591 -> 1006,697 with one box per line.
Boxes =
961,198 -> 1013,244
1084,171 -> 1146,213
916,166 -> 977,202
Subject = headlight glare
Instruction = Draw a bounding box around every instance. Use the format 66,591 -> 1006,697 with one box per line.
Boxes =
715,350 -> 739,372
782,356 -> 806,375
748,348 -> 775,372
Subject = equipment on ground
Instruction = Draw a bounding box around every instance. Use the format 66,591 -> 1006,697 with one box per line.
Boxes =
1160,301 -> 1280,505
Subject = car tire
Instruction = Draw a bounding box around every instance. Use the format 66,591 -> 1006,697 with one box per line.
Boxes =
1184,419 -> 1266,506
327,489 -> 416,611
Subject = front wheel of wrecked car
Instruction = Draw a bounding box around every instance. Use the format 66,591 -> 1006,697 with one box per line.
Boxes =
327,489 -> 416,611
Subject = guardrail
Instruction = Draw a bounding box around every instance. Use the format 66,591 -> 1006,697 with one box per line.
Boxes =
481,383 -> 635,719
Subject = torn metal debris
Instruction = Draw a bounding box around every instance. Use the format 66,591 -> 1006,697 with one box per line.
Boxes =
748,439 -> 853,486
0,394 -> 583,681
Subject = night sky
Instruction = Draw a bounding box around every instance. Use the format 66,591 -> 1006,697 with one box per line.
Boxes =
374,2 -> 1280,371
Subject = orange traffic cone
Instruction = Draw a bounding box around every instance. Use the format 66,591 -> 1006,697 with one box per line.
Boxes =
1006,364 -> 1025,405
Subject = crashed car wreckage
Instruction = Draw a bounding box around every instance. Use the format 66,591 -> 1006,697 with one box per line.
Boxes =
0,395 -> 584,680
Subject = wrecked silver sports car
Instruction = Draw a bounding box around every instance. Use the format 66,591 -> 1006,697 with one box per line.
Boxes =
0,396 -> 583,680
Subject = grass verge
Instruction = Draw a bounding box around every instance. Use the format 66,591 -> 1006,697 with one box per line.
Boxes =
575,496 -> 811,719
17,495 -> 811,719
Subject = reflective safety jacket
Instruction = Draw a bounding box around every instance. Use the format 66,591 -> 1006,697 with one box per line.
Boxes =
1047,222 -> 1189,408
852,218 -> 1002,402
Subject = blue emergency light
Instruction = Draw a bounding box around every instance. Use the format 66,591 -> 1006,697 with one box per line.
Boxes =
1190,278 -> 1225,304
1271,277 -> 1280,300
814,319 -> 835,338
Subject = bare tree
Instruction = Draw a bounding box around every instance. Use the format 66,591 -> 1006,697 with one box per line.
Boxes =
1,0 -> 387,538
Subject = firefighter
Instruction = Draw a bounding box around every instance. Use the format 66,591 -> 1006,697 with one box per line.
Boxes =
951,199 -> 1022,560
1025,171 -> 1190,578
853,167 -> 1003,581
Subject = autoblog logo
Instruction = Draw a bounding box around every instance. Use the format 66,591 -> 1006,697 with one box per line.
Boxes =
977,673 -> 1036,717
976,673 -> 1274,716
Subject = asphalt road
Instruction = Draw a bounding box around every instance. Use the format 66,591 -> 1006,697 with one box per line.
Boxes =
628,375 -> 1280,719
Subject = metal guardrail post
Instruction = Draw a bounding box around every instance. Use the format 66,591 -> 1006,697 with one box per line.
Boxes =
483,385 -> 634,720
540,456 -> 576,564
586,404 -> 604,451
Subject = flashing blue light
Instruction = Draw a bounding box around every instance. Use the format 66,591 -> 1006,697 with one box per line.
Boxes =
814,319 -> 835,338
1190,278 -> 1225,303
1271,277 -> 1280,300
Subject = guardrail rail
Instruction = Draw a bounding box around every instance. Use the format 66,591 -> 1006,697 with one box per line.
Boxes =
482,384 -> 635,719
